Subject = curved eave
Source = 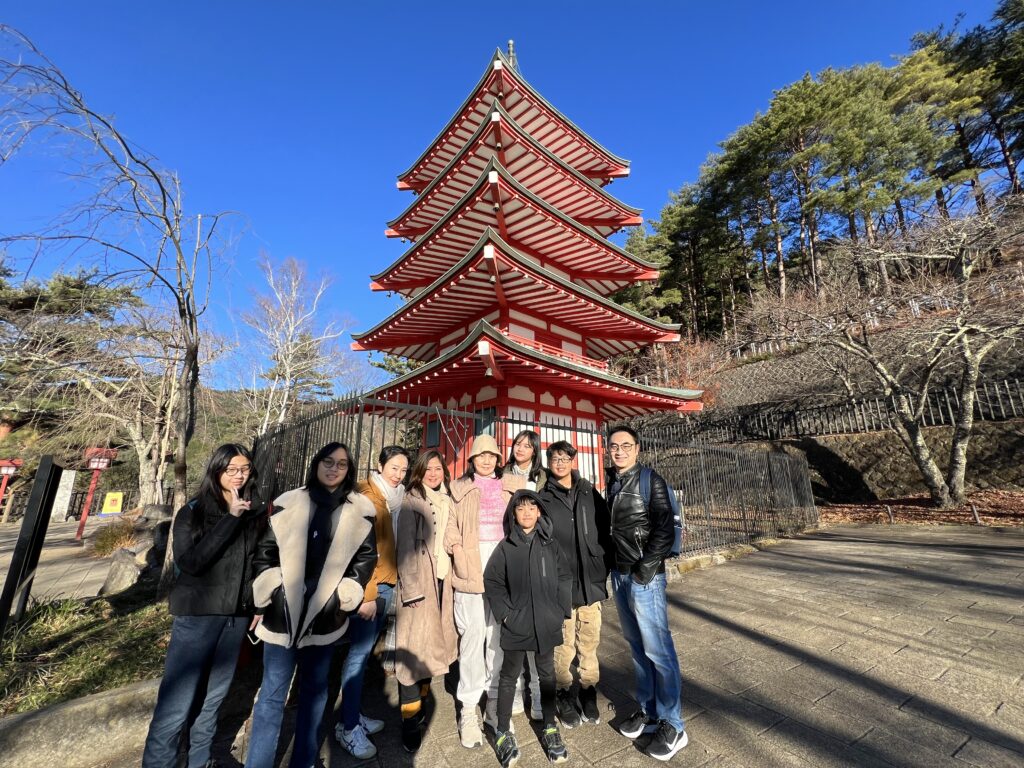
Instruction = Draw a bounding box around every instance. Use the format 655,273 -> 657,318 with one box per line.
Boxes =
373,159 -> 659,296
364,321 -> 702,418
388,101 -> 641,238
354,229 -> 680,359
397,49 -> 630,190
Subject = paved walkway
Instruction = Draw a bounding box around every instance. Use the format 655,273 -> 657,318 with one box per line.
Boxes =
105,525 -> 1024,767
0,518 -> 114,603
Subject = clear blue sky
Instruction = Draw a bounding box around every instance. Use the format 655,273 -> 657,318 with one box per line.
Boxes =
0,1 -> 996,387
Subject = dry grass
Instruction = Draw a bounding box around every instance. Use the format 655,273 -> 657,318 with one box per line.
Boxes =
90,518 -> 137,557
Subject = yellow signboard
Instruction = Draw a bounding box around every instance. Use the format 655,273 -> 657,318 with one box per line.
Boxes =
101,492 -> 124,515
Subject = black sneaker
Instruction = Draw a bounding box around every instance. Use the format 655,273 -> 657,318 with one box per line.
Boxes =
542,725 -> 569,763
555,688 -> 582,729
495,730 -> 520,768
579,685 -> 600,724
618,709 -> 657,739
647,720 -> 689,761
401,712 -> 423,753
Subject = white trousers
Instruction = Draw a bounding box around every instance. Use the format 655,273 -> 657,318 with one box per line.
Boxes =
454,540 -> 540,714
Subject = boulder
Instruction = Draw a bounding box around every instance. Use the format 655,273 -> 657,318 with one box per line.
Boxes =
99,548 -> 141,595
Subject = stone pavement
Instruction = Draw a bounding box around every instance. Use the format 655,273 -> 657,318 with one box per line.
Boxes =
0,518 -> 114,602
99,525 -> 1024,768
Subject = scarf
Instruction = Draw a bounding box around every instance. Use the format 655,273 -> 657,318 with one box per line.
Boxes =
371,471 -> 405,538
424,484 -> 452,581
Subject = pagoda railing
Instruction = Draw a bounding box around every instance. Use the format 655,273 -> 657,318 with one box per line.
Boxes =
501,330 -> 610,371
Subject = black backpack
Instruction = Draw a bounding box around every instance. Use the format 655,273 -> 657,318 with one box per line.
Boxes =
638,466 -> 684,557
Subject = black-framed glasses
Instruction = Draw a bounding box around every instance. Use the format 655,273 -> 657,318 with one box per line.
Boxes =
608,443 -> 636,453
549,456 -> 573,465
223,465 -> 252,476
320,458 -> 349,469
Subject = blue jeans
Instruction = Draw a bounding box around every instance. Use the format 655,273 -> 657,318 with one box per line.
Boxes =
245,641 -> 337,768
611,571 -> 685,732
338,583 -> 393,730
142,615 -> 246,768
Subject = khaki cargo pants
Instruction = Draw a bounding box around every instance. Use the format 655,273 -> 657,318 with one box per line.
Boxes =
553,601 -> 602,690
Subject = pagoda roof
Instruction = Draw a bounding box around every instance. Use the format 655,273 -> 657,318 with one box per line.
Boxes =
363,321 -> 702,421
372,159 -> 660,298
353,229 -> 681,360
388,102 -> 642,240
398,49 -> 630,192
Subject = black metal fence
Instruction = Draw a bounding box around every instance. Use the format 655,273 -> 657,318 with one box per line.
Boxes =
251,394 -> 817,558
668,377 -> 1024,445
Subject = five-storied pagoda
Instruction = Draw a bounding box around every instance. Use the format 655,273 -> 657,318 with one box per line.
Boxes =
352,44 -> 702,480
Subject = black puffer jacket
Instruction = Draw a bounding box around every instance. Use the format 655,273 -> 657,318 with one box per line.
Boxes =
538,472 -> 612,607
606,464 -> 674,585
484,490 -> 572,653
168,495 -> 265,617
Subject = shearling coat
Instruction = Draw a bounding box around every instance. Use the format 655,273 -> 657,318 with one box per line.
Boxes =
443,473 -> 526,594
394,488 -> 457,686
251,487 -> 377,648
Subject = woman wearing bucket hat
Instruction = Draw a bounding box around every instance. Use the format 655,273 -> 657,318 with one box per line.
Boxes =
444,434 -> 527,748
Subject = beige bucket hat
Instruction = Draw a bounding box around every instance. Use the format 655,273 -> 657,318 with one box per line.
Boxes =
467,434 -> 502,460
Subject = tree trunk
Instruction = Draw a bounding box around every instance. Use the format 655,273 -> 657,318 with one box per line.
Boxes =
946,349 -> 981,506
767,187 -> 787,300
988,110 -> 1021,195
890,393 -> 953,508
935,187 -> 950,220
954,121 -> 987,215
864,213 -> 891,296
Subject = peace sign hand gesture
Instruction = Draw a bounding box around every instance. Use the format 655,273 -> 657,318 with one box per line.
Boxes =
229,487 -> 251,518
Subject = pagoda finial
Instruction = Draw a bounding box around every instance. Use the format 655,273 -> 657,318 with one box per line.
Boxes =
507,40 -> 518,71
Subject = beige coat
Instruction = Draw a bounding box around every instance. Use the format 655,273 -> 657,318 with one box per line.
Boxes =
395,489 -> 457,686
443,473 -> 525,593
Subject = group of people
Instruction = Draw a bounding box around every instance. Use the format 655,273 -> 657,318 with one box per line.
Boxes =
141,425 -> 688,768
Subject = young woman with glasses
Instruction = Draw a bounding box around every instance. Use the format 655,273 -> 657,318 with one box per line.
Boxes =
142,444 -> 266,768
244,442 -> 377,768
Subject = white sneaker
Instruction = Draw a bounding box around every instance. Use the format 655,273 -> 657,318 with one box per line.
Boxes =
336,723 -> 377,759
360,713 -> 385,735
459,713 -> 484,749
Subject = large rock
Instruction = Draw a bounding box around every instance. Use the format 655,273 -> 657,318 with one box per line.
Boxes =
99,548 -> 141,595
0,678 -> 159,768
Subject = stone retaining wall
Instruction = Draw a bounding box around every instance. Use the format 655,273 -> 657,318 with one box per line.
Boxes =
746,418 -> 1024,502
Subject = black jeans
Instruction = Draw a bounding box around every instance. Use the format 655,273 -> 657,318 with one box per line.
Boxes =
498,647 -> 555,731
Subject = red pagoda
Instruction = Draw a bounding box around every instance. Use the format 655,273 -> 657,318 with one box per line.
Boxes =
353,45 -> 702,480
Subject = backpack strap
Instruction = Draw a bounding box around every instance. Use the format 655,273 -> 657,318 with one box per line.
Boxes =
639,466 -> 652,510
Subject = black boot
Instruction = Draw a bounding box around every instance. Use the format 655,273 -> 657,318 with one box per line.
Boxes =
402,711 -> 424,753
555,688 -> 582,728
579,685 -> 600,723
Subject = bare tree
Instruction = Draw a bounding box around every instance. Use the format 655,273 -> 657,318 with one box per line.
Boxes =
0,25 -> 230,507
242,255 -> 359,435
742,200 -> 1024,508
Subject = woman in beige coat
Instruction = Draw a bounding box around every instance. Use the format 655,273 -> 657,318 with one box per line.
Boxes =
444,434 -> 527,748
394,450 -> 458,753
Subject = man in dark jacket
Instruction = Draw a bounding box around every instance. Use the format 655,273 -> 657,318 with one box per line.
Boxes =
538,440 -> 612,728
605,425 -> 688,761
484,490 -> 572,766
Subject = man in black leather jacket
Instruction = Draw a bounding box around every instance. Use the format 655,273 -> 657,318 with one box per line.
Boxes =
605,425 -> 688,761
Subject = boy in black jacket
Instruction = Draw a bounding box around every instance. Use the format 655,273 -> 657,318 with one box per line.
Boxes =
484,490 -> 572,766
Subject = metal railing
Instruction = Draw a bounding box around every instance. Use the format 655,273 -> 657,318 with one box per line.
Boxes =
250,393 -> 817,559
667,377 -> 1024,445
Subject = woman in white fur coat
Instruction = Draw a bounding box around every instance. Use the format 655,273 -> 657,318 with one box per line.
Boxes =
244,441 -> 377,768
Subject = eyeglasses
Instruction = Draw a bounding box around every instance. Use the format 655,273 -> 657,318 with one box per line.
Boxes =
320,458 -> 349,469
549,457 -> 573,465
223,465 -> 252,476
608,443 -> 636,453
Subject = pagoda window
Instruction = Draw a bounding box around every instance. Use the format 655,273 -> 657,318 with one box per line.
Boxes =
475,406 -> 497,437
506,406 -> 536,440
539,412 -> 572,446
425,418 -> 441,448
